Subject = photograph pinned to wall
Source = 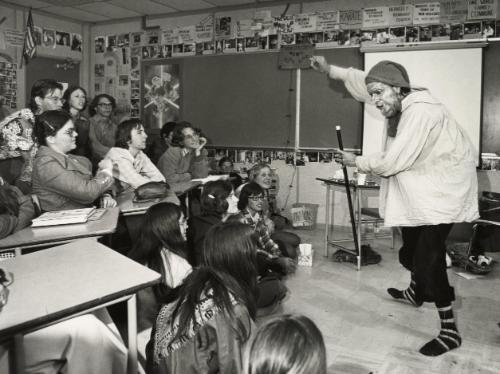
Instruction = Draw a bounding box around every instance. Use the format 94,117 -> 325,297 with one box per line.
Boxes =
160,45 -> 172,58
131,79 -> 140,89
305,152 -> 319,162
33,26 -> 42,46
95,36 -> 105,53
106,35 -> 117,51
405,26 -> 419,42
131,89 -> 140,99
263,150 -> 273,163
42,28 -> 56,48
431,24 -> 450,41
482,21 -> 495,38
236,38 -> 246,52
71,33 -> 82,51
130,47 -> 141,58
224,39 -> 237,52
269,34 -> 279,49
183,43 -> 196,55
146,30 -> 159,45
275,151 -> 286,160
149,46 -> 159,59
245,36 -> 259,51
285,152 -> 295,165
94,64 -> 104,77
389,26 -> 405,42
419,26 -> 432,41
105,77 -> 117,98
463,22 -> 482,39
172,44 -> 183,56
258,36 -> 268,49
94,82 -> 102,94
195,42 -> 204,55
131,56 -> 139,71
203,41 -> 214,55
131,32 -> 143,46
142,62 -> 180,130
117,33 -> 130,48
119,75 -> 129,86
141,46 -> 150,59
450,24 -> 464,40
319,151 -> 333,163
56,31 -> 70,47
280,33 -> 296,45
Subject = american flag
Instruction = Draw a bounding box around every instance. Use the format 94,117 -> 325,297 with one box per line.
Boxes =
21,9 -> 36,67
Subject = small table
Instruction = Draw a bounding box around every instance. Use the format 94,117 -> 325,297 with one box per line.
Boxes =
317,178 -> 383,270
0,207 -> 120,254
0,238 -> 161,374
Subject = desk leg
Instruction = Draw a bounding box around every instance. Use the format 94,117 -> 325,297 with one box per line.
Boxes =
356,188 -> 362,271
127,295 -> 138,374
324,185 -> 331,257
11,334 -> 24,374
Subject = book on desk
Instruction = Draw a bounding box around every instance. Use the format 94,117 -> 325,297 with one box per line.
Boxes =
31,207 -> 97,227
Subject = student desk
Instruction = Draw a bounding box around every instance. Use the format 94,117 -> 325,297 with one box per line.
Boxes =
0,238 -> 160,374
171,180 -> 203,217
0,207 -> 120,255
317,178 -> 386,270
116,190 -> 180,216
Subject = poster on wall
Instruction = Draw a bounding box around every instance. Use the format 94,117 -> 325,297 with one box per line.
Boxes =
142,63 -> 180,130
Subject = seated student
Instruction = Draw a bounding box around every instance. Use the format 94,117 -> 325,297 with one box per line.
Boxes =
147,121 -> 177,165
217,156 -> 243,190
104,119 -> 165,195
157,122 -> 209,184
233,182 -> 296,276
187,180 -> 287,312
31,110 -> 116,212
246,163 -> 301,259
186,180 -> 238,264
243,314 -> 326,374
0,176 -> 35,238
146,222 -> 257,374
0,79 -> 64,194
128,202 -> 191,329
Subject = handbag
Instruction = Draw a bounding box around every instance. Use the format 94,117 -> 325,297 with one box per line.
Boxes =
133,181 -> 170,202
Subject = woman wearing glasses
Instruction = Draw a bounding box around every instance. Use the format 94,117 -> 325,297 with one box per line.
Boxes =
157,122 -> 209,184
63,85 -> 90,158
88,94 -> 118,167
32,110 -> 116,212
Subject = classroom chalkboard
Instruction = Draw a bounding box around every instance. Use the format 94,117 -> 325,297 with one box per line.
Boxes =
143,47 -> 363,150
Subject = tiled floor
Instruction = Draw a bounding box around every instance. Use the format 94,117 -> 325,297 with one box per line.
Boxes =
272,226 -> 500,374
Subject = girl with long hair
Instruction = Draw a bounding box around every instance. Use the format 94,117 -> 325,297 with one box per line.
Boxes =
243,314 -> 326,374
147,222 -> 258,374
129,202 -> 190,304
62,85 -> 90,158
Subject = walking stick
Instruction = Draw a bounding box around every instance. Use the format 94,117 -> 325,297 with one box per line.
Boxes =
336,126 -> 360,257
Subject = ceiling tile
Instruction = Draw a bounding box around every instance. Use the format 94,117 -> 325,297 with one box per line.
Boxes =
76,2 -> 141,18
1,0 -> 54,9
108,0 -> 175,15
151,0 -> 213,12
42,5 -> 110,21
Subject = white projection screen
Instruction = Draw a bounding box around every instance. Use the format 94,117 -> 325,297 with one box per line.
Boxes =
363,47 -> 483,165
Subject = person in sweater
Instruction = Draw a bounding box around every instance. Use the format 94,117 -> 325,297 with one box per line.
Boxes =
31,110 -> 116,212
310,55 -> 478,356
88,94 -> 118,167
146,222 -> 257,374
63,85 -> 91,158
104,119 -> 165,195
157,122 -> 209,185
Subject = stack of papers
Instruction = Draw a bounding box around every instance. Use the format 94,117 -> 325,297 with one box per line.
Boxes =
31,207 -> 96,227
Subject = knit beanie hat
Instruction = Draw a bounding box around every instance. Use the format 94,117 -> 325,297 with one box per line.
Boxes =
365,60 -> 410,88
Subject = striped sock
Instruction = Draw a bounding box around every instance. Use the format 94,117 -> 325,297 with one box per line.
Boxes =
419,304 -> 461,356
387,273 -> 422,307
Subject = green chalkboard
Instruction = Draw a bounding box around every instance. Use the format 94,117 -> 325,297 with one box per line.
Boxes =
143,47 -> 363,149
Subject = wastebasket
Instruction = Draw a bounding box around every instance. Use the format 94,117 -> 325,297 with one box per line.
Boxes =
291,203 -> 318,230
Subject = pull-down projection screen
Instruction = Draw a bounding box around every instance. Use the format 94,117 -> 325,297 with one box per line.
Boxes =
363,47 -> 483,165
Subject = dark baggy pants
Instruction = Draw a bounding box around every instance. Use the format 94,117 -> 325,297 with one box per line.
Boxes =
399,224 -> 455,303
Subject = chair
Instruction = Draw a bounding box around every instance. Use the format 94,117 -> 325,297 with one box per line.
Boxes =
360,207 -> 395,249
